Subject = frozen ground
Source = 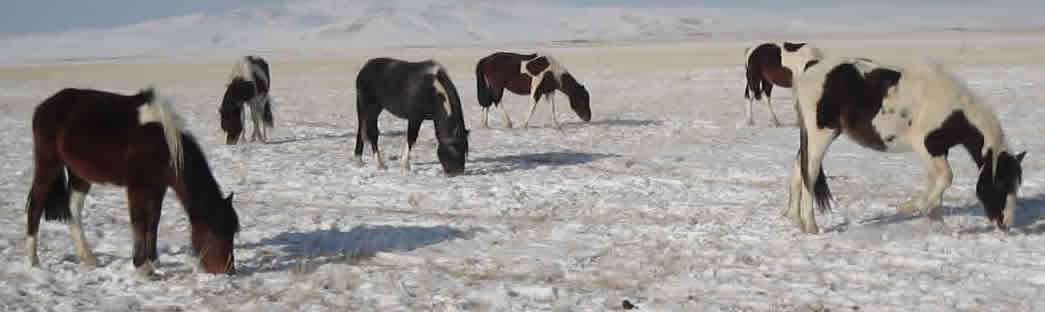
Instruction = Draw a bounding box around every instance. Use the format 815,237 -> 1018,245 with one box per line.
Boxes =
1,31 -> 1045,311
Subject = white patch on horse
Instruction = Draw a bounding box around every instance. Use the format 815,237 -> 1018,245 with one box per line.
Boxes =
136,90 -> 185,172
519,53 -> 569,128
780,43 -> 824,76
26,235 -> 38,266
430,64 -> 452,117
68,190 -> 97,265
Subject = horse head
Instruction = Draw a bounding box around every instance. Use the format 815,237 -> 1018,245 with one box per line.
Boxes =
977,149 -> 1026,229
560,73 -> 591,122
436,126 -> 469,177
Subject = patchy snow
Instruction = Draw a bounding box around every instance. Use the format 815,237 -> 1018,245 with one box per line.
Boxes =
2,30 -> 1045,311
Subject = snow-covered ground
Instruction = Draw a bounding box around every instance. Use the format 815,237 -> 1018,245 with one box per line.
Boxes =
2,27 -> 1045,311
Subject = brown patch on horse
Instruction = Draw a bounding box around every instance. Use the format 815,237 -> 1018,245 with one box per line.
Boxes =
745,43 -> 788,100
815,63 -> 903,152
762,66 -> 794,88
524,56 -> 551,77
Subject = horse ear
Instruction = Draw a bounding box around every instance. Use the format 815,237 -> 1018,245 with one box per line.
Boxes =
1017,151 -> 1027,162
226,192 -> 235,202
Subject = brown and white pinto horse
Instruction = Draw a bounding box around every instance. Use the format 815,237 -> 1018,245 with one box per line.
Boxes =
787,58 -> 1025,234
475,52 -> 590,129
743,42 -> 823,126
26,88 -> 240,277
220,55 -> 273,144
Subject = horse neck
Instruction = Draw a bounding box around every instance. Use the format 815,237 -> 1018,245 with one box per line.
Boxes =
221,80 -> 252,111
172,134 -> 239,235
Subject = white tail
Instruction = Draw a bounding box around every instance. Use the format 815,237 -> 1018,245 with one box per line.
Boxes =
137,89 -> 185,174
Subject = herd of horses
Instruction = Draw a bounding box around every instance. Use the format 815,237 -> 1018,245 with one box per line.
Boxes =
22,42 -> 1026,277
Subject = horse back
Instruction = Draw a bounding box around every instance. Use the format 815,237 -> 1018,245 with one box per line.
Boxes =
357,58 -> 444,119
478,52 -> 541,95
34,88 -> 171,185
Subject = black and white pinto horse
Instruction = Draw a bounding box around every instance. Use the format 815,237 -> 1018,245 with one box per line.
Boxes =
786,57 -> 1026,234
220,55 -> 274,144
475,52 -> 591,129
354,57 -> 470,176
743,42 -> 823,126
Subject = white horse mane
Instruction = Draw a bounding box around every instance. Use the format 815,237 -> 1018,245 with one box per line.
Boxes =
533,52 -> 569,80
228,56 -> 269,88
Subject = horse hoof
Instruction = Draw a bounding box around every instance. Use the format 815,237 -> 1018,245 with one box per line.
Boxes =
82,254 -> 98,266
136,262 -> 157,279
897,201 -> 919,216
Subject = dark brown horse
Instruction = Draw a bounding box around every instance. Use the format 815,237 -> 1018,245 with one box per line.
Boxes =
26,88 -> 239,277
743,42 -> 823,126
475,52 -> 590,129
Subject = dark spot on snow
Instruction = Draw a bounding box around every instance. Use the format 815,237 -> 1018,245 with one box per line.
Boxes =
622,300 -> 637,310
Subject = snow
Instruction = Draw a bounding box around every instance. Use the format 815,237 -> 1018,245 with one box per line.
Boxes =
3,2 -> 1045,311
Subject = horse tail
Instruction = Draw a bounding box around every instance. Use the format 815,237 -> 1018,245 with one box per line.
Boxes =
475,61 -> 493,108
261,97 -> 275,128
36,168 -> 72,222
797,113 -> 832,213
137,88 -> 184,174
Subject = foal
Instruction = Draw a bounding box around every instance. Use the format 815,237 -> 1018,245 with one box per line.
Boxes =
220,55 -> 274,144
27,88 -> 240,276
787,58 -> 1025,234
354,57 -> 470,176
475,52 -> 590,129
743,42 -> 823,126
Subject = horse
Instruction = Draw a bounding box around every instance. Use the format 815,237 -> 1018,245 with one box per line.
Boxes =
220,55 -> 274,144
354,57 -> 470,176
475,52 -> 591,129
785,57 -> 1026,234
26,88 -> 240,276
742,42 -> 823,126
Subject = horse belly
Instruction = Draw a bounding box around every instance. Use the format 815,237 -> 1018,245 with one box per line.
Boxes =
504,76 -> 533,95
762,66 -> 793,88
869,113 -> 914,153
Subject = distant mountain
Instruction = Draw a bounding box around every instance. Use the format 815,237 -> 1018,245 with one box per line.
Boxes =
0,0 -> 1040,64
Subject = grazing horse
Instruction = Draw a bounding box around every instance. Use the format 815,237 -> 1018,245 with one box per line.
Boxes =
220,55 -> 274,144
354,57 -> 470,176
786,57 -> 1026,234
475,52 -> 591,129
26,88 -> 240,276
743,42 -> 823,126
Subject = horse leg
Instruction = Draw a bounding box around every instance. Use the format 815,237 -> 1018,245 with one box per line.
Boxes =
798,128 -> 838,234
67,173 -> 97,266
249,99 -> 264,143
493,88 -> 513,128
745,97 -> 755,126
126,184 -> 164,278
784,152 -> 803,223
522,75 -> 545,128
550,92 -> 561,129
522,91 -> 542,129
354,118 -> 366,167
25,168 -> 60,267
366,118 -> 385,169
763,82 -> 780,127
899,145 -> 953,223
401,119 -> 422,173
481,107 -> 490,129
